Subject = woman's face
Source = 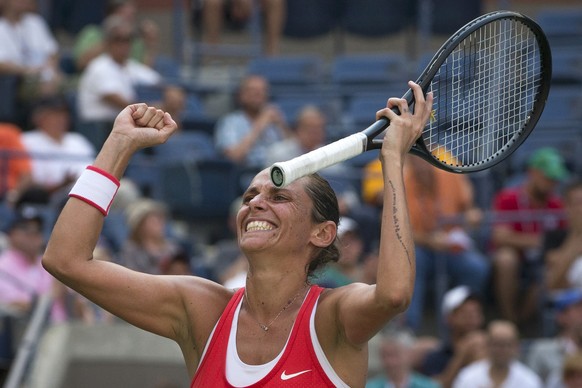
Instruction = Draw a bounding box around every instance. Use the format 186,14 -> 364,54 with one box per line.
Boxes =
237,170 -> 325,259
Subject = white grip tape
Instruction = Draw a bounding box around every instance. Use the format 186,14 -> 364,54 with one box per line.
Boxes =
270,133 -> 367,187
69,166 -> 120,216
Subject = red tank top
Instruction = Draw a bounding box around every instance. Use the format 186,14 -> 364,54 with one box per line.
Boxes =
191,285 -> 338,387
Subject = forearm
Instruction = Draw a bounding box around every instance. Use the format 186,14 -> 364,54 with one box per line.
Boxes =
375,154 -> 415,310
43,134 -> 134,278
546,237 -> 582,289
103,94 -> 132,112
492,227 -> 540,250
0,62 -> 27,76
224,126 -> 262,162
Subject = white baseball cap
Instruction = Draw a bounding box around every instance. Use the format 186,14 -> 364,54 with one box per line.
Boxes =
441,285 -> 478,316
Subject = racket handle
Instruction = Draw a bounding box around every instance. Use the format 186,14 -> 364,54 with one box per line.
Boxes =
270,133 -> 368,187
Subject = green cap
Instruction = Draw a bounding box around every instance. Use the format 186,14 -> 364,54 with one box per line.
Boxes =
528,147 -> 569,181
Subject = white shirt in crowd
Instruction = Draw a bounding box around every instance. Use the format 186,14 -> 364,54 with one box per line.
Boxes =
22,131 -> 95,187
0,13 -> 58,68
77,53 -> 161,122
453,359 -> 542,388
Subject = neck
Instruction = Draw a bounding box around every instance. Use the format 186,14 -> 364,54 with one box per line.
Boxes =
387,371 -> 408,388
245,272 -> 309,314
5,11 -> 22,23
489,362 -> 510,382
43,129 -> 64,143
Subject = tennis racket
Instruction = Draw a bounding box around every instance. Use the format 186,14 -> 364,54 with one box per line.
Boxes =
270,10 -> 552,187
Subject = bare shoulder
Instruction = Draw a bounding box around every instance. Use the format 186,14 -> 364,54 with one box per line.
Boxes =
315,282 -> 373,333
171,276 -> 235,354
317,282 -> 372,308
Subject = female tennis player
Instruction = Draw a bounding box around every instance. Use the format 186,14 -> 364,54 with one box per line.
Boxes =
43,81 -> 433,387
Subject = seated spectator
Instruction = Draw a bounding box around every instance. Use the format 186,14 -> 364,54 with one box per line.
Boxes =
191,0 -> 286,56
419,285 -> 487,388
543,180 -> 582,291
552,352 -> 582,388
453,320 -> 542,388
0,123 -> 32,206
527,288 -> 582,385
363,154 -> 489,332
490,147 -> 567,324
0,0 -> 64,99
119,198 -> 186,274
77,14 -> 184,126
21,96 -> 95,203
214,74 -> 289,171
366,328 -> 440,388
264,105 -> 326,167
0,206 -> 65,321
313,217 -> 364,288
73,0 -> 160,72
265,104 -> 377,248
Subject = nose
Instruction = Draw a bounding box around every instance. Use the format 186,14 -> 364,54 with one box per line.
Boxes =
248,193 -> 266,210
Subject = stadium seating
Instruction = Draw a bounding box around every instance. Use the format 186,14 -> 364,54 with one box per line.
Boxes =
550,48 -> 582,85
159,158 -> 240,222
0,75 -> 19,123
283,0 -> 339,39
536,8 -> 582,50
342,0 -> 414,37
246,55 -> 325,95
331,54 -> 410,100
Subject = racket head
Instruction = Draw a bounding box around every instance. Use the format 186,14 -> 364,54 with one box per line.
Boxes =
376,11 -> 552,173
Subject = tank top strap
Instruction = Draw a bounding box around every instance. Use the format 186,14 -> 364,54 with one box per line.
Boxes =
192,287 -> 244,386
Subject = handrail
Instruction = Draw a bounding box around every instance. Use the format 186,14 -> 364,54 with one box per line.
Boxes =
3,294 -> 53,388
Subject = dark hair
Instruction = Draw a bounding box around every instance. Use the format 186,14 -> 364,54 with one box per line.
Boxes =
303,173 -> 340,277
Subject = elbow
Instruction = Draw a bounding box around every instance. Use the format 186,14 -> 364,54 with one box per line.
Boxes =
42,250 -> 74,280
376,286 -> 413,314
42,251 -> 60,277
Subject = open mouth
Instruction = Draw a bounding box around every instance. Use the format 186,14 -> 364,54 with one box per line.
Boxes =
246,220 -> 274,232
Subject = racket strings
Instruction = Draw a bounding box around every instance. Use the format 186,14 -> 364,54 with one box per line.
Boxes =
424,18 -> 543,168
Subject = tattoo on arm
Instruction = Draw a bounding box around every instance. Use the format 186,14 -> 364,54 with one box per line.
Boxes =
388,180 -> 412,266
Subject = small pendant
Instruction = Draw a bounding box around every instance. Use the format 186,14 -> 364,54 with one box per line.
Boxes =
260,324 -> 268,331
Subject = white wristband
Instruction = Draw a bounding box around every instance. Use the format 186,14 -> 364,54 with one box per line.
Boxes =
69,166 -> 120,216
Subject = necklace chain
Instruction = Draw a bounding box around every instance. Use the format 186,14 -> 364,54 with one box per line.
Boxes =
244,283 -> 308,332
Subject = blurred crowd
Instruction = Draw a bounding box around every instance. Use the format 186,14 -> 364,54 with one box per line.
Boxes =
1,0 -> 582,387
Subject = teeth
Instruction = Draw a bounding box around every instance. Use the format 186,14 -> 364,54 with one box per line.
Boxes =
246,221 -> 273,232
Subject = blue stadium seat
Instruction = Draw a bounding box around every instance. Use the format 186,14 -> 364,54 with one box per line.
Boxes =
428,0 -> 482,35
246,55 -> 325,94
283,0 -> 339,39
0,75 -> 19,123
180,92 -> 214,133
154,131 -> 218,162
153,55 -> 182,85
536,86 -> 582,128
342,0 -> 414,37
159,159 -> 240,222
536,8 -> 582,50
49,0 -> 107,34
343,92 -> 400,131
507,128 -> 582,177
273,94 -> 339,127
550,49 -> 582,85
134,84 -> 164,104
331,54 -> 409,98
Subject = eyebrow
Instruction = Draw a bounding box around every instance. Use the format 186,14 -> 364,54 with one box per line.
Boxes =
243,185 -> 293,198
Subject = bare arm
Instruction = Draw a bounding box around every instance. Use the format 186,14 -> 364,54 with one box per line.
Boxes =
331,82 -> 433,346
491,224 -> 541,251
223,106 -> 288,163
546,231 -> 582,290
102,93 -> 132,112
43,104 -> 229,343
